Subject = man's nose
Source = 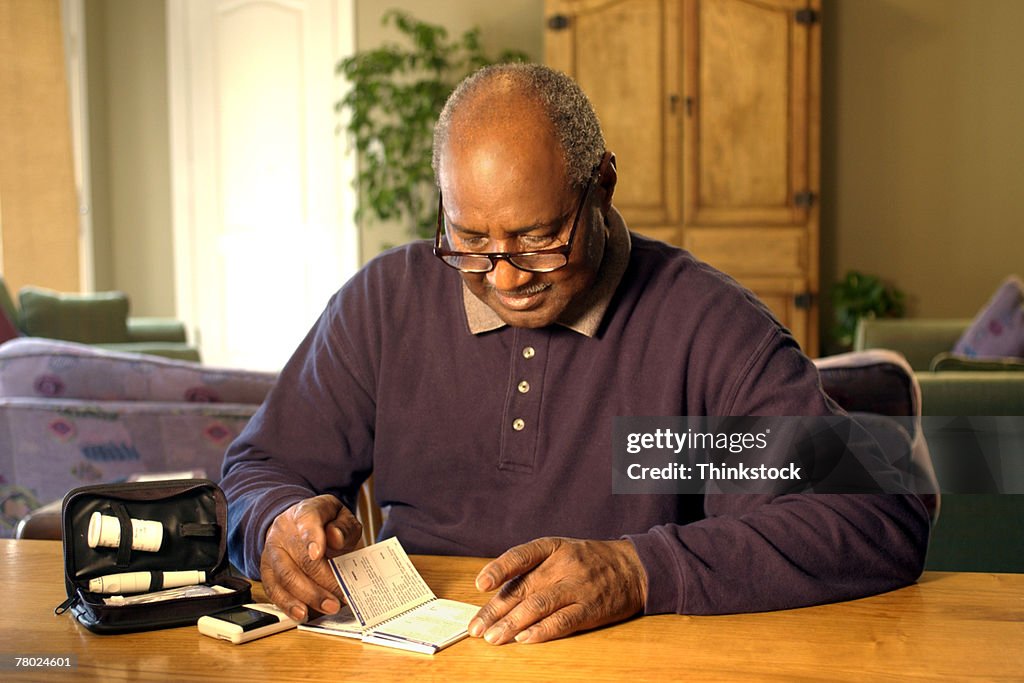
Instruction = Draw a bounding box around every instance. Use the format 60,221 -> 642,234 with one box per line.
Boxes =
486,258 -> 533,292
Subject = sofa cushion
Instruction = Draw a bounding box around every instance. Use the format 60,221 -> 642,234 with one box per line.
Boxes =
930,352 -> 1024,372
0,397 -> 260,537
0,338 -> 276,404
18,287 -> 130,344
953,276 -> 1024,360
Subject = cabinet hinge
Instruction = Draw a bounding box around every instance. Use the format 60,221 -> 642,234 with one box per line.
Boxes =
794,191 -> 817,208
795,8 -> 819,25
794,292 -> 814,310
547,14 -> 571,31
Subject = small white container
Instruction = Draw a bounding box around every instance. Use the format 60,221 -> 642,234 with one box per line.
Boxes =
87,511 -> 164,552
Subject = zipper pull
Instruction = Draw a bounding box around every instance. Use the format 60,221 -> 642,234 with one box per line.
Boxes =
54,594 -> 78,615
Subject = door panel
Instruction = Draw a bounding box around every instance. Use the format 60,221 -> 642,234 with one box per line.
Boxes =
684,0 -> 809,226
168,0 -> 358,370
546,0 -> 681,232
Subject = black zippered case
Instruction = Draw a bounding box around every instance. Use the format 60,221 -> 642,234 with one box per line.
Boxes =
55,479 -> 252,634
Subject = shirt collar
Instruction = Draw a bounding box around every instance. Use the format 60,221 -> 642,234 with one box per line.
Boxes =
462,206 -> 631,337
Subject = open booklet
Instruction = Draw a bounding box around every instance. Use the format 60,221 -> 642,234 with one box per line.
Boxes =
298,537 -> 480,654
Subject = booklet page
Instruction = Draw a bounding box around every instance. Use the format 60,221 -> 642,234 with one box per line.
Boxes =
330,537 -> 435,627
371,598 -> 479,645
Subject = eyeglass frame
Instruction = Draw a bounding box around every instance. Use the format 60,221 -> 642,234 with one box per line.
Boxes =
432,170 -> 598,274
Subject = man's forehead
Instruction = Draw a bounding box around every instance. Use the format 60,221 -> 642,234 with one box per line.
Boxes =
441,116 -> 567,191
444,89 -> 559,158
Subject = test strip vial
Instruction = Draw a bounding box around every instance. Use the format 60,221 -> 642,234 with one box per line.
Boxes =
87,511 -> 164,552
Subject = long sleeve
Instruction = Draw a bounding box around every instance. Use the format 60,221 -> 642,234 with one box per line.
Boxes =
221,281 -> 379,579
628,327 -> 931,615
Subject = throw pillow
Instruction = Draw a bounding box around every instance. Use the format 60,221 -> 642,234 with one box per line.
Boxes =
0,305 -> 20,344
931,352 -> 1024,372
0,274 -> 19,328
18,287 -> 130,344
814,350 -> 916,416
952,275 -> 1024,360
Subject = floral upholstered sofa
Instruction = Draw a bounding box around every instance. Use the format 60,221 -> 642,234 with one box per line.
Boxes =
0,338 -> 277,537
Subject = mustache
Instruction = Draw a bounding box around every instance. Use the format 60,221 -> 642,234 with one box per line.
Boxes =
486,282 -> 551,297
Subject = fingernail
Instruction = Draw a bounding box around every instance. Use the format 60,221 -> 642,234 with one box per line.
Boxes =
468,618 -> 484,637
484,625 -> 504,644
290,606 -> 306,621
308,541 -> 321,560
514,628 -> 533,643
321,598 -> 340,614
476,573 -> 494,591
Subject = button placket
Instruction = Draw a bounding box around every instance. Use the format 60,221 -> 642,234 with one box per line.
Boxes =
498,333 -> 548,472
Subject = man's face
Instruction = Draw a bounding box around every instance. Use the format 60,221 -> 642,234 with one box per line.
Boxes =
437,109 -> 606,329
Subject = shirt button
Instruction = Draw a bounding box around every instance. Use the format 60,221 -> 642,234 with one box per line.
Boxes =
522,346 -> 535,359
517,381 -> 530,394
512,418 -> 526,431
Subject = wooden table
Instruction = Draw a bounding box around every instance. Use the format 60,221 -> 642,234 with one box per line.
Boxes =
2,539 -> 1022,681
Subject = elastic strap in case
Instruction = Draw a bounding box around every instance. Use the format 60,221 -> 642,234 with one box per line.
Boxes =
180,522 -> 219,538
112,501 -> 133,568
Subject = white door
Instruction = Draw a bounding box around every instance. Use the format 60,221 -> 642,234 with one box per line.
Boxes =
168,0 -> 357,370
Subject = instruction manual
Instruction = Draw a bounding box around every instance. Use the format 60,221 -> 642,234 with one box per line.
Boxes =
298,537 -> 479,654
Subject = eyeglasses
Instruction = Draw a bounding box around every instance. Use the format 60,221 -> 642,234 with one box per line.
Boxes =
432,173 -> 597,274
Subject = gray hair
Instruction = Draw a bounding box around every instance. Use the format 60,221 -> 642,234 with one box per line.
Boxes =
432,63 -> 605,188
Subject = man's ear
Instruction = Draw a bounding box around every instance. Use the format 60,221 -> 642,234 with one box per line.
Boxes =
598,152 -> 617,213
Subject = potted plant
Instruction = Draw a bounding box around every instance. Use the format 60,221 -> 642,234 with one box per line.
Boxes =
336,10 -> 528,240
831,270 -> 906,350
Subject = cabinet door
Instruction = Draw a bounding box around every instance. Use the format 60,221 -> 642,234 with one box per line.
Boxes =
545,0 -> 682,242
545,0 -> 821,354
682,0 -> 820,354
682,0 -> 814,226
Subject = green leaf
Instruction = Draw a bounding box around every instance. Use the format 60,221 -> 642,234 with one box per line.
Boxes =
336,10 -> 529,238
830,270 -> 906,351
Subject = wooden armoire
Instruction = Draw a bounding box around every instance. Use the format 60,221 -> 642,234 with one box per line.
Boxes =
546,0 -> 821,355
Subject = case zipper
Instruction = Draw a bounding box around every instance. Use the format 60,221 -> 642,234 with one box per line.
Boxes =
55,594 -> 79,615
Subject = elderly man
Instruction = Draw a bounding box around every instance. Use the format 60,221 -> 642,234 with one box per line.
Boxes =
221,64 -> 929,645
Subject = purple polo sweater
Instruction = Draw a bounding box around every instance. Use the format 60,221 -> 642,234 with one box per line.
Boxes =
221,227 -> 929,615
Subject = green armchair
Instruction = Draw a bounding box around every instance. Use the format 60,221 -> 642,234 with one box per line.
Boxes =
0,275 -> 200,361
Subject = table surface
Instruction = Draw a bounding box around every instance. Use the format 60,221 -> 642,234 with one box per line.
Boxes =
2,539 -> 1022,682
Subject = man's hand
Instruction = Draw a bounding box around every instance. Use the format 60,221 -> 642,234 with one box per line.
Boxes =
260,494 -> 362,622
469,537 -> 648,645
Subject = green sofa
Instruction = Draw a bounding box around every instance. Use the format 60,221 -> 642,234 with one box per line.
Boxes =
854,317 -> 1024,573
0,275 -> 200,361
854,318 -> 1024,416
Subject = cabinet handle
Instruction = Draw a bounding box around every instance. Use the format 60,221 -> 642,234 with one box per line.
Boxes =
669,94 -> 679,114
684,96 -> 694,117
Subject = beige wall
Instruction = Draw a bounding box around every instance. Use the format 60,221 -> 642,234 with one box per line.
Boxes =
354,0 -> 544,261
86,0 -> 174,316
821,0 -> 1024,339
0,0 -> 79,295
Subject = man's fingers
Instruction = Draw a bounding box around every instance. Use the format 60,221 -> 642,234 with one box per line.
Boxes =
469,573 -> 532,637
513,604 -> 591,644
261,541 -> 341,622
475,537 -> 561,591
479,584 -> 577,645
470,537 -> 648,645
324,511 -> 362,556
260,495 -> 360,623
291,496 -> 341,561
